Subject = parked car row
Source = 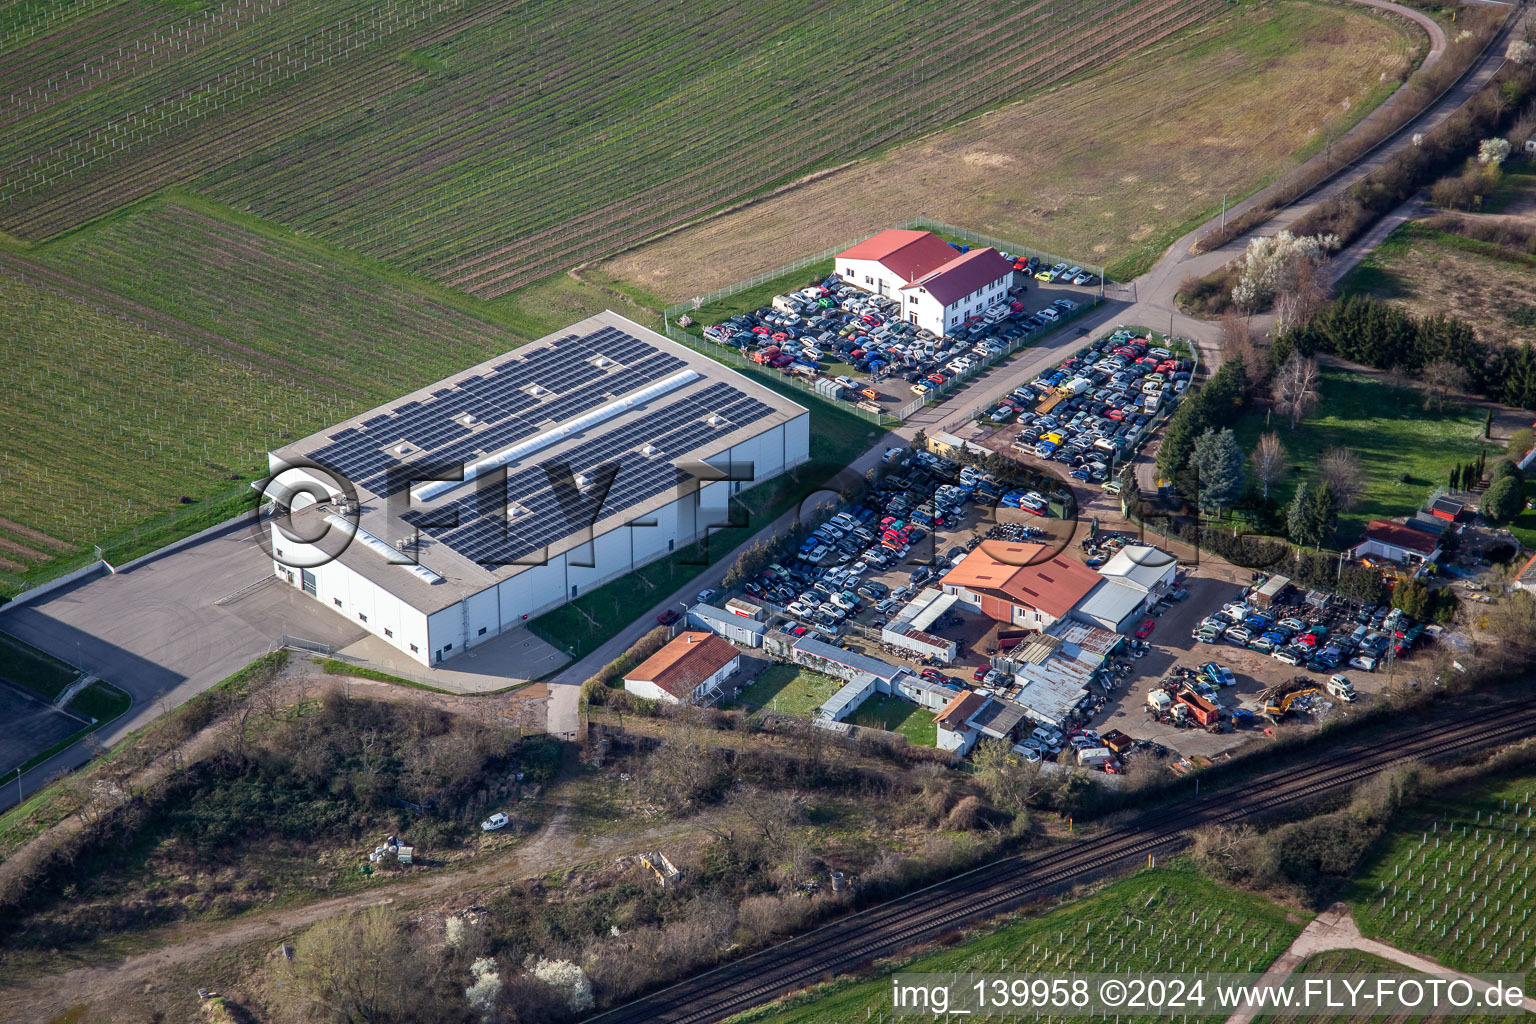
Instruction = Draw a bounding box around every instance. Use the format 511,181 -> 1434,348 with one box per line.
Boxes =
751,447 -> 998,638
701,272 -> 1083,404
993,328 -> 1191,482
1016,254 -> 1099,287
1192,597 -> 1422,673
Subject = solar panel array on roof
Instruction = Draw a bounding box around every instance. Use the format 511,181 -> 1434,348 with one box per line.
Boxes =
403,382 -> 775,566
301,326 -> 687,497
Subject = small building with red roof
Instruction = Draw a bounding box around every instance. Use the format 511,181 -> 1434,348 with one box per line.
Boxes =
623,631 -> 741,705
941,543 -> 1103,630
1350,519 -> 1442,566
834,230 -> 1014,336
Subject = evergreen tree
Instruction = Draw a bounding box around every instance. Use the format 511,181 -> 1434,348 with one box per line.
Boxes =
1503,341 -> 1536,410
1306,480 -> 1339,548
1286,482 -> 1312,546
1482,475 -> 1524,522
1187,428 -> 1245,512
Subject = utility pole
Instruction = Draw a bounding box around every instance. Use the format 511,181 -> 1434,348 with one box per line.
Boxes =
1221,193 -> 1227,232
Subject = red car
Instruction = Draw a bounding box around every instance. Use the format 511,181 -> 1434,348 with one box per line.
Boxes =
921,668 -> 946,683
972,665 -> 988,681
1134,619 -> 1155,639
657,610 -> 680,626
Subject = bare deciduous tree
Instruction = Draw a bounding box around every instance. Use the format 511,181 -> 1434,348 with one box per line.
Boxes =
970,738 -> 1045,814
730,784 -> 806,850
1220,313 -> 1264,380
1319,447 -> 1364,511
1250,432 -> 1289,500
1420,357 -> 1470,412
1275,256 -> 1328,333
1271,352 -> 1322,429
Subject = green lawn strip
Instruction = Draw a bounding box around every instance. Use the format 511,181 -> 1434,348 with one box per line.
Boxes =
725,664 -> 846,718
65,679 -> 131,723
0,652 -> 288,855
728,863 -> 1303,1024
845,692 -> 938,746
313,658 -> 455,694
1344,769 -> 1536,976
1230,368 -> 1490,543
1255,949 -> 1513,1024
528,395 -> 882,658
1506,479 -> 1536,548
8,680 -> 135,778
310,656 -> 534,696
0,631 -> 81,700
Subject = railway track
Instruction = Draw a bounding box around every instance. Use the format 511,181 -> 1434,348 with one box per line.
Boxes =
586,696 -> 1536,1024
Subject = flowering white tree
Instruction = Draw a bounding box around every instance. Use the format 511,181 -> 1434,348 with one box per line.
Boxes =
1479,137 -> 1513,166
532,957 -> 595,1012
465,957 -> 503,1022
1230,231 -> 1336,312
1507,39 -> 1535,65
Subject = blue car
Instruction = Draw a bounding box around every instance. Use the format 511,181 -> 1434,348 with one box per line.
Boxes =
1200,662 -> 1236,688
1244,615 -> 1272,632
1261,630 -> 1289,647
1001,490 -> 1026,508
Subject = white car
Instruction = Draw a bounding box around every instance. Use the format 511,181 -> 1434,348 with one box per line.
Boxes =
481,812 -> 509,832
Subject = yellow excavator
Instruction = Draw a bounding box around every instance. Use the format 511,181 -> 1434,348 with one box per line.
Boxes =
1261,676 -> 1320,717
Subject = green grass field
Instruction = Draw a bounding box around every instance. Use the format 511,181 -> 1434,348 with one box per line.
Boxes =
1,0 -> 1224,294
1337,216 -> 1536,354
847,692 -> 938,747
727,664 -> 847,718
1255,949 -> 1515,1024
1346,770 -> 1536,976
729,864 -> 1304,1024
1233,369 -> 1491,543
0,631 -> 81,700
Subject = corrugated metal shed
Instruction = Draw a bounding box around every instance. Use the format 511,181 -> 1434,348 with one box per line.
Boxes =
688,603 -> 766,647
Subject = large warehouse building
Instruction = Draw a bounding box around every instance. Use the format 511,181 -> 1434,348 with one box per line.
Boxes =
267,311 -> 809,667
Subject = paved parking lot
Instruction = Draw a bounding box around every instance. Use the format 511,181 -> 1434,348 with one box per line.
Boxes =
0,678 -> 88,776
1086,574 -> 1395,758
700,268 -> 1098,419
0,524 -> 367,805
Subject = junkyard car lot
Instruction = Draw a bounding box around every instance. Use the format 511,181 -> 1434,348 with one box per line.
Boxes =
962,327 -> 1192,487
701,264 -> 1092,416
741,448 -> 1047,662
1092,571 -> 1418,758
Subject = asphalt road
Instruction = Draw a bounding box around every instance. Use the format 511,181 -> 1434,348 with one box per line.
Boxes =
2,0 -> 1515,803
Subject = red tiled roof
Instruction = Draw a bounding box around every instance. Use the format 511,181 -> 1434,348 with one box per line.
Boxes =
900,247 -> 1014,305
624,631 -> 739,699
1005,555 -> 1104,619
1357,520 -> 1439,556
942,547 -> 1101,620
934,690 -> 987,728
837,230 -> 960,283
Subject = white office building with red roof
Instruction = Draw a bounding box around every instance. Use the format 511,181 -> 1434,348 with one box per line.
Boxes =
833,229 -> 1015,337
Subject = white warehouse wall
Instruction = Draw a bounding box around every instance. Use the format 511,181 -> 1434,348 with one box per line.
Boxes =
278,412 -> 809,669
